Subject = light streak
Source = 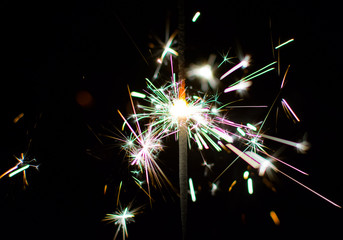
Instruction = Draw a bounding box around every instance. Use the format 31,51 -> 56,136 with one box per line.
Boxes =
13,112 -> 24,123
104,184 -> 108,195
281,98 -> 300,122
267,154 -> 309,175
224,81 -> 252,93
131,91 -> 146,99
220,56 -> 250,80
243,171 -> 249,180
275,168 -> 341,208
247,178 -> 253,194
192,11 -> 201,22
228,180 -> 237,192
0,153 -> 38,186
246,151 -> 271,176
117,181 -> 123,207
261,134 -> 310,152
225,144 -> 260,169
8,165 -> 30,177
232,61 -> 276,85
280,65 -> 291,89
236,127 -> 246,136
275,38 -> 294,49
246,123 -> 257,131
189,178 -> 196,202
270,211 -> 280,225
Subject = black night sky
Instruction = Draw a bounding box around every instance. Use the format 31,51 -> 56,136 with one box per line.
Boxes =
1,1 -> 342,239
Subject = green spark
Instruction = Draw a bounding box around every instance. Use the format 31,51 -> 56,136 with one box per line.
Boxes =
131,91 -> 146,99
275,38 -> 294,49
8,165 -> 30,178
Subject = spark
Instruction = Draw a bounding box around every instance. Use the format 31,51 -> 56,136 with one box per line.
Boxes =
118,92 -> 172,196
217,50 -> 235,68
131,91 -> 146,99
276,168 -> 341,208
281,98 -> 300,122
245,151 -> 271,176
8,165 -> 30,177
188,64 -> 213,81
270,211 -> 280,225
261,134 -> 310,152
228,180 -> 237,192
187,54 -> 218,91
246,123 -> 257,131
280,65 -> 291,89
247,178 -> 253,194
211,182 -> 219,196
225,144 -> 260,169
201,159 -> 214,177
103,204 -> 140,240
233,61 -> 276,84
132,78 -> 237,152
104,184 -> 108,195
275,38 -> 294,49
153,30 -> 179,79
157,31 -> 178,65
0,153 -> 38,186
258,159 -> 271,176
224,81 -> 252,93
13,112 -> 24,123
243,171 -> 249,180
189,178 -> 196,202
192,11 -> 201,22
236,127 -> 246,137
244,151 -> 341,207
117,181 -> 123,206
220,56 -> 250,80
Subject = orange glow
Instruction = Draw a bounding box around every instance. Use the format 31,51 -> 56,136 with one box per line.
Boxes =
179,79 -> 186,100
13,113 -> 24,123
270,211 -> 280,225
76,90 -> 94,108
228,180 -> 237,192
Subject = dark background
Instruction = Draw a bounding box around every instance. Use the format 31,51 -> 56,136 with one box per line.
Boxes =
1,0 -> 342,239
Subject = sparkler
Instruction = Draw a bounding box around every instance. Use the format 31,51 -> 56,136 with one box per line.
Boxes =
121,51 -> 340,210
177,2 -> 188,237
113,5 -> 341,239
